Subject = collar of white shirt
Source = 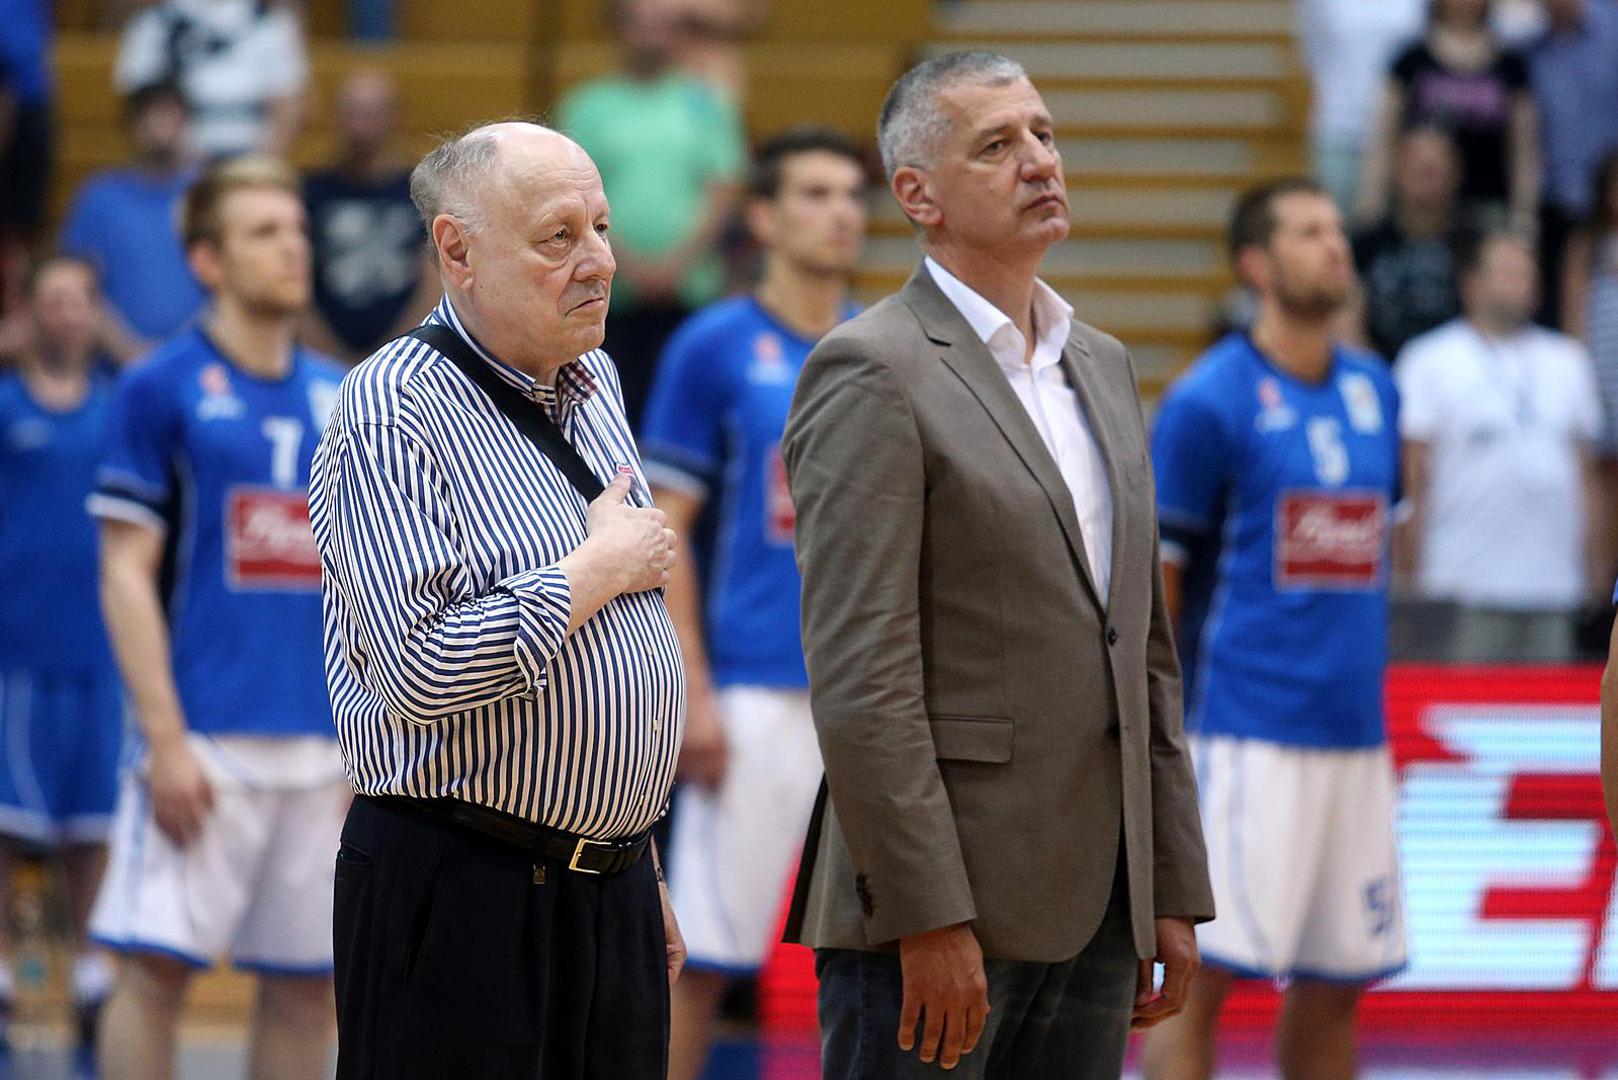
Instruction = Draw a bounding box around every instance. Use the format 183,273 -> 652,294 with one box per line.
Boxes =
923,256 -> 1075,378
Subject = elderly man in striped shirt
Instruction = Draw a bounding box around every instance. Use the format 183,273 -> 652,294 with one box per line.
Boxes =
309,122 -> 687,1079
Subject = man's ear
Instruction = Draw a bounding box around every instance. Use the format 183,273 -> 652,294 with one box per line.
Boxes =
187,240 -> 223,293
745,196 -> 775,249
892,166 -> 941,229
1234,245 -> 1269,295
433,215 -> 473,290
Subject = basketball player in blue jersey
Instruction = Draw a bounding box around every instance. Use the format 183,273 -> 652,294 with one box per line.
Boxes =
0,256 -> 122,1059
640,127 -> 866,1080
86,158 -> 349,1080
1140,179 -> 1406,1080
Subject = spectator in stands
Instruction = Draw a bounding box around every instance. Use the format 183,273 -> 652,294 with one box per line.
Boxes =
1294,0 -> 1426,215
59,82 -> 207,345
0,0 -> 54,313
114,0 -> 309,161
302,70 -> 435,363
1357,0 -> 1540,233
664,0 -> 764,103
558,0 -> 746,430
1352,125 -> 1466,361
1565,152 -> 1618,582
1526,0 -> 1618,328
1396,230 -> 1603,656
0,256 -> 123,1067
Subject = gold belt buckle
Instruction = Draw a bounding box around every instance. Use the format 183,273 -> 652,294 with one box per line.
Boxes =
568,836 -> 607,874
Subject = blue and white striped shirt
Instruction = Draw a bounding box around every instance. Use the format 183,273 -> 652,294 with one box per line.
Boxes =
308,299 -> 685,838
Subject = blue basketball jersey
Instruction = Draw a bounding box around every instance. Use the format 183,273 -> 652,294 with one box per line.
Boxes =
0,371 -> 116,673
90,328 -> 343,738
1151,334 -> 1400,749
640,296 -> 856,689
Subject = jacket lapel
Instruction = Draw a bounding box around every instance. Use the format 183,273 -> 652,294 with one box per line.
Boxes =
900,265 -> 1106,610
1059,333 -> 1128,613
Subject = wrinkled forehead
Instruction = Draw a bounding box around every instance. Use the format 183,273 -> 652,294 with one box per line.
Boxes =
937,77 -> 1049,144
483,142 -> 608,228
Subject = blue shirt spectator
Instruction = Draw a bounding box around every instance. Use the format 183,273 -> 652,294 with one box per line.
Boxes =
59,83 -> 206,342
1526,0 -> 1618,217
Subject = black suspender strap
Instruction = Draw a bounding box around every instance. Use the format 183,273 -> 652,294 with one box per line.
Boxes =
401,324 -> 606,502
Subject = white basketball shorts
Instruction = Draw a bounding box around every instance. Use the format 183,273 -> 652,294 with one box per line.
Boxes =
667,686 -> 822,972
90,734 -> 351,974
1193,733 -> 1408,984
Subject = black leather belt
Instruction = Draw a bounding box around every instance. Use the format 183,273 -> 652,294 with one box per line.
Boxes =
365,795 -> 651,876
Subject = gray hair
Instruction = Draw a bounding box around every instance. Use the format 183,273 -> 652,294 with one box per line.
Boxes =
877,51 -> 1027,180
409,122 -> 532,232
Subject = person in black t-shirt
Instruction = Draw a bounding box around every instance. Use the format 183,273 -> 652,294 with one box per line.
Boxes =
302,70 -> 437,362
1351,126 -> 1466,361
1356,0 -> 1540,232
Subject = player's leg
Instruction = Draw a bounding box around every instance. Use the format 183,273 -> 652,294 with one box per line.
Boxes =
1280,745 -> 1407,1080
1142,736 -> 1319,1080
90,740 -> 267,1078
1275,978 -> 1363,1080
62,843 -> 114,1052
97,951 -> 195,1080
248,974 -> 337,1080
669,688 -> 823,1080
1138,965 -> 1235,1080
59,670 -> 123,1055
231,774 -> 348,1076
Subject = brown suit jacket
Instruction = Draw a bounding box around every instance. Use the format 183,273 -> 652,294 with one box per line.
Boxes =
780,265 -> 1214,963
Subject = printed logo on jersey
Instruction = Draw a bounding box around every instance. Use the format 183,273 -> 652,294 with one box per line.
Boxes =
1255,376 -> 1297,433
749,333 -> 793,386
197,363 -> 245,421
1341,372 -> 1384,434
1274,490 -> 1387,590
225,486 -> 321,590
766,446 -> 795,544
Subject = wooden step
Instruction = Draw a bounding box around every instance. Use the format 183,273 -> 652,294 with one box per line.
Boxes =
1056,136 -> 1303,179
938,0 -> 1294,40
56,37 -> 528,130
1044,86 -> 1303,137
925,39 -> 1300,81
861,233 -> 1223,277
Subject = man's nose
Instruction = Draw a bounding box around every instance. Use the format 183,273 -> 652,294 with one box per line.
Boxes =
579,229 -> 616,279
1021,137 -> 1058,179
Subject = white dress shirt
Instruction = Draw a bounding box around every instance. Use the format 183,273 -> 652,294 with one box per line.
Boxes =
925,257 -> 1115,603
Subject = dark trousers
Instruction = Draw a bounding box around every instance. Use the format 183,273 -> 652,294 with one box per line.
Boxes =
332,796 -> 669,1079
816,868 -> 1137,1080
1539,201 -> 1582,331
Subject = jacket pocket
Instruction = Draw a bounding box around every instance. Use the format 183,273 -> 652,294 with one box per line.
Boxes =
928,715 -> 1014,763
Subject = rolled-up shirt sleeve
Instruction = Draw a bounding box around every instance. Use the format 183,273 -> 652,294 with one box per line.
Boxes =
314,416 -> 573,722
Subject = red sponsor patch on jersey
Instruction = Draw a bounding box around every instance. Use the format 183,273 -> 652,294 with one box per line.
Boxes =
766,447 -> 795,544
1274,491 -> 1386,589
226,487 -> 322,590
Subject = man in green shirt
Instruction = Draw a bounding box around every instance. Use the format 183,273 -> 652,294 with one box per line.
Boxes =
559,0 -> 746,430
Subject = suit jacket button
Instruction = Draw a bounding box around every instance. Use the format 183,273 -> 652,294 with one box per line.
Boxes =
1107,626 -> 1120,646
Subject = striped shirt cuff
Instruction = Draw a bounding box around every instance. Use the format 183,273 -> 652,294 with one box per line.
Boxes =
502,566 -> 573,694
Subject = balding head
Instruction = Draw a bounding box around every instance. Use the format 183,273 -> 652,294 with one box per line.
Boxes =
410,122 -> 587,233
415,121 -> 616,380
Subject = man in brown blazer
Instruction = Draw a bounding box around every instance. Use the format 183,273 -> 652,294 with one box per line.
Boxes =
781,52 -> 1215,1078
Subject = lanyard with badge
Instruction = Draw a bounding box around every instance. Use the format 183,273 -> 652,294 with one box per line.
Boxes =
1471,325 -> 1536,431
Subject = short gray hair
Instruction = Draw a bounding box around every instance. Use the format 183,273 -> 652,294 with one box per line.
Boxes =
409,122 -> 522,232
877,51 -> 1027,180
